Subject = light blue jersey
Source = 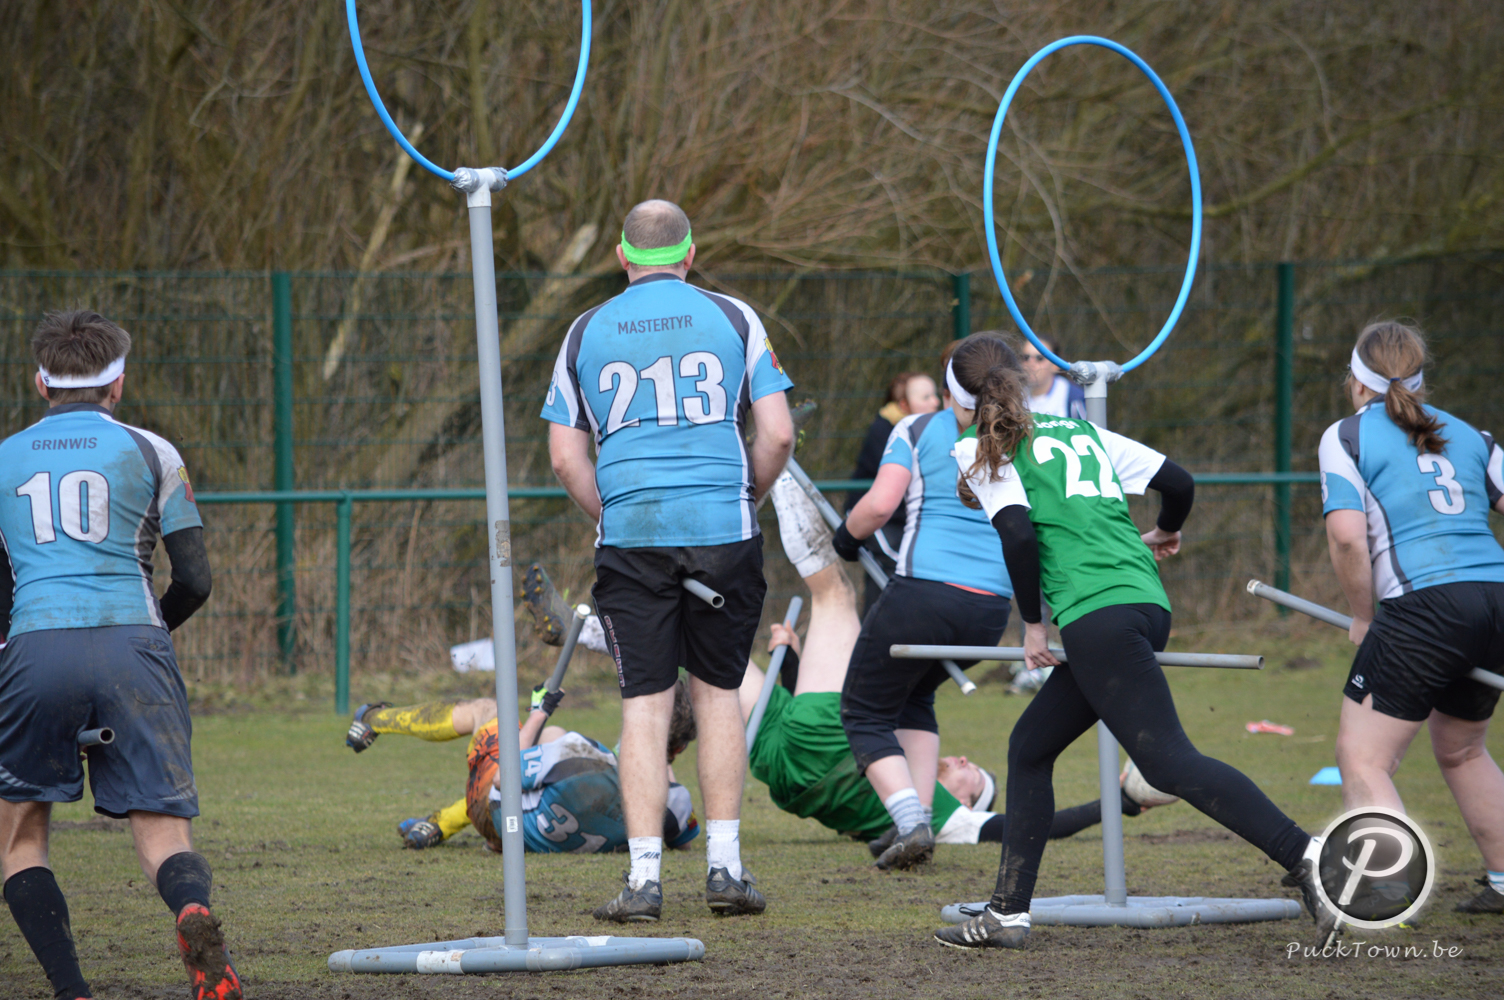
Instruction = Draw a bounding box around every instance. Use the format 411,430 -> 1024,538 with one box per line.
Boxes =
0,404 -> 201,636
881,409 -> 1013,596
490,732 -> 698,854
1319,402 -> 1504,600
540,274 -> 793,548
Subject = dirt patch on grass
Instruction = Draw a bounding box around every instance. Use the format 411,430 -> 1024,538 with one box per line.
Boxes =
49,817 -> 129,832
1137,828 -> 1239,846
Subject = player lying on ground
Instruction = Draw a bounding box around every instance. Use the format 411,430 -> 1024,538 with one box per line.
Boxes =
0,310 -> 238,1000
1320,320 -> 1504,915
744,471 -> 1176,857
346,679 -> 699,856
938,332 -> 1331,951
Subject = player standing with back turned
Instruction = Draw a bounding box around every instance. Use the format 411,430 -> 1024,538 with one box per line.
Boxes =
0,312 -> 235,999
542,200 -> 794,921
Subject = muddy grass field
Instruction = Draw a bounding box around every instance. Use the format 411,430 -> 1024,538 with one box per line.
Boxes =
3,622 -> 1501,999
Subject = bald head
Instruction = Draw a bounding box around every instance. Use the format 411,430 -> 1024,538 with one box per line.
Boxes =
623,200 -> 691,255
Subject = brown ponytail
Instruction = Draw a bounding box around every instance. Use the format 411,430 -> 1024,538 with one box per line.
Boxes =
948,333 -> 1033,509
1352,321 -> 1447,455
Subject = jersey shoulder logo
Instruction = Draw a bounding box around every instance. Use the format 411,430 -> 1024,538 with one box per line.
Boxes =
177,466 -> 195,503
764,336 -> 784,374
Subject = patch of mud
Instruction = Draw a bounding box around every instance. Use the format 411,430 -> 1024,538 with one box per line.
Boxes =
1137,828 -> 1237,846
50,816 -> 129,832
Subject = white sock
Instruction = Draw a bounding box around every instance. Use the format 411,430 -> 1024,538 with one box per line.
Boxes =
769,471 -> 837,578
706,820 -> 743,881
580,614 -> 608,655
883,787 -> 926,833
985,907 -> 1031,927
627,837 -> 662,890
1488,870 -> 1504,894
922,805 -> 933,827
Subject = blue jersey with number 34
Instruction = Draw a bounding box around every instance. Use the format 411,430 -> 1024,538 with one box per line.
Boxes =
539,274 -> 793,548
1319,402 -> 1504,600
0,403 -> 202,637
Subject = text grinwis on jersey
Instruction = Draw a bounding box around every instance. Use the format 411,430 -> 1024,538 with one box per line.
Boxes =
540,274 -> 793,548
0,403 -> 202,635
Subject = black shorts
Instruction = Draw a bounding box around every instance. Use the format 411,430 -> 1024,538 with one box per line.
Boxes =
593,537 -> 766,698
0,625 -> 198,818
840,575 -> 1011,770
1346,581 -> 1504,723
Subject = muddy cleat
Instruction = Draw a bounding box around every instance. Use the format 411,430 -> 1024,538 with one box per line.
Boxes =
592,873 -> 663,923
345,701 -> 391,753
874,822 -> 934,871
867,824 -> 898,859
934,906 -> 1030,949
1283,846 -> 1342,948
706,867 -> 766,916
176,903 -> 243,1000
523,563 -> 572,646
1456,875 -> 1504,914
398,818 -> 444,850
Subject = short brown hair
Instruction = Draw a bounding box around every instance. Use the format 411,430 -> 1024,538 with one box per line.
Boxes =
32,310 -> 131,405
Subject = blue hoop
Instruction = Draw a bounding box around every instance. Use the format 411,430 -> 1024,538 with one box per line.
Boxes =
346,0 -> 593,183
983,36 -> 1201,373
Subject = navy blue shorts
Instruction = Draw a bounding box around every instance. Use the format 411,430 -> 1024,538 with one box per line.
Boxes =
0,625 -> 198,818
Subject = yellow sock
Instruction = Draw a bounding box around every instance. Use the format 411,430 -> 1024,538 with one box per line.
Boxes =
366,702 -> 461,741
430,798 -> 472,839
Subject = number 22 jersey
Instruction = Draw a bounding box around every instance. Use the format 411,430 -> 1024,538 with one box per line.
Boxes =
540,273 -> 793,548
1319,402 -> 1504,599
0,403 -> 201,637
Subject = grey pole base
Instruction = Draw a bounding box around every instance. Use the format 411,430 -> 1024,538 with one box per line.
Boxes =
940,896 -> 1301,929
329,935 -> 705,974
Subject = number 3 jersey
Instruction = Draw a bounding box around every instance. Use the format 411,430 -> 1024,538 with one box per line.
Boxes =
1319,402 -> 1504,599
955,416 -> 1168,629
0,403 -> 201,637
540,273 -> 793,548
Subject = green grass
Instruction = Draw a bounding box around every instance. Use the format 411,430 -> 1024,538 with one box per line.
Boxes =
3,619 -> 1501,999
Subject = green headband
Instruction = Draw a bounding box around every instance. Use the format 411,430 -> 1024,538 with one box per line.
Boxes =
620,229 -> 692,266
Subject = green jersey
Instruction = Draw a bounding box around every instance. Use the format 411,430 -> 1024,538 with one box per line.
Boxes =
955,416 -> 1170,628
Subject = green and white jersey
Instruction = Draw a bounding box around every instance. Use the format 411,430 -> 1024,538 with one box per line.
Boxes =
954,416 -> 1170,628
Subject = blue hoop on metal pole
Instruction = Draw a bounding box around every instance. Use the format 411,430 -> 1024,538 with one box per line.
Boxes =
983,36 -> 1201,373
345,0 -> 592,182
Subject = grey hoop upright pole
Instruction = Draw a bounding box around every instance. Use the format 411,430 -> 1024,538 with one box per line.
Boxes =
1078,361 -> 1128,908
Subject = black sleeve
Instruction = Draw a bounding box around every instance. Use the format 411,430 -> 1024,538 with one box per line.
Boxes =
978,813 -> 1007,843
160,527 -> 212,632
1147,459 -> 1195,533
0,539 -> 12,640
990,506 -> 1042,623
845,416 -> 894,512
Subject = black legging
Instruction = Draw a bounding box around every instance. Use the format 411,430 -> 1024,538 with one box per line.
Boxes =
990,603 -> 1310,913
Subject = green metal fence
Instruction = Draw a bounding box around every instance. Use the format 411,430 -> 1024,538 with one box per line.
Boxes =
3,256 -> 1501,696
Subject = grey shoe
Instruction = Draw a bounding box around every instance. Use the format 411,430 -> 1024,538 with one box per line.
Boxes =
867,825 -> 898,859
874,822 -> 934,870
1282,857 -> 1341,947
934,906 -> 1030,949
592,874 -> 663,923
1456,875 -> 1504,914
522,563 -> 571,646
706,866 -> 766,916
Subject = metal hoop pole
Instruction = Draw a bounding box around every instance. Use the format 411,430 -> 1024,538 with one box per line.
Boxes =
982,36 -> 1202,373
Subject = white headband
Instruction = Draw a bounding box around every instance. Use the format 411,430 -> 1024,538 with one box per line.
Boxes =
1350,348 -> 1421,395
39,355 -> 125,390
945,359 -> 977,410
977,767 -> 997,813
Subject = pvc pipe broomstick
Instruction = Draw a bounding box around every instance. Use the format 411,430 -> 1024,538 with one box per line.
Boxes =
544,605 -> 591,693
682,578 -> 725,608
1247,580 -> 1504,692
745,597 -> 803,751
77,728 -> 114,747
890,645 -> 1264,670
783,457 -> 976,694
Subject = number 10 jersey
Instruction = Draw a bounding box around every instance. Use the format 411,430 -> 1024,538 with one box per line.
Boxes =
540,273 -> 793,548
0,403 -> 202,637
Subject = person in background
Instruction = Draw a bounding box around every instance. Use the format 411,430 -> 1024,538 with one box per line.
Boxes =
846,372 -> 943,615
1016,332 -> 1087,420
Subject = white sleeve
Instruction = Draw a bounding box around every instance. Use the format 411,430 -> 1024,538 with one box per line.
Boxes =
1318,421 -> 1368,512
1092,425 -> 1166,495
1483,432 -> 1504,503
935,805 -> 996,845
954,436 -> 1029,517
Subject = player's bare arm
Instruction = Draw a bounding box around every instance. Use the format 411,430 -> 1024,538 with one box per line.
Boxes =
1325,508 -> 1373,644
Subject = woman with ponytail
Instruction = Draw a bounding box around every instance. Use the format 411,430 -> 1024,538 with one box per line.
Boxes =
1321,320 -> 1504,916
829,334 -> 1018,871
934,339 -> 1328,951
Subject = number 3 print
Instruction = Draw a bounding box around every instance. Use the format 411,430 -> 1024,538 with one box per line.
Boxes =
1417,454 -> 1465,514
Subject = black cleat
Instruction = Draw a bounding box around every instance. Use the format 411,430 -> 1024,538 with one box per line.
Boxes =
934,906 -> 1030,949
1283,854 -> 1342,947
874,822 -> 934,870
867,825 -> 898,859
1456,875 -> 1504,914
706,867 -> 766,916
593,874 -> 663,923
523,563 -> 571,646
346,702 -> 391,753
